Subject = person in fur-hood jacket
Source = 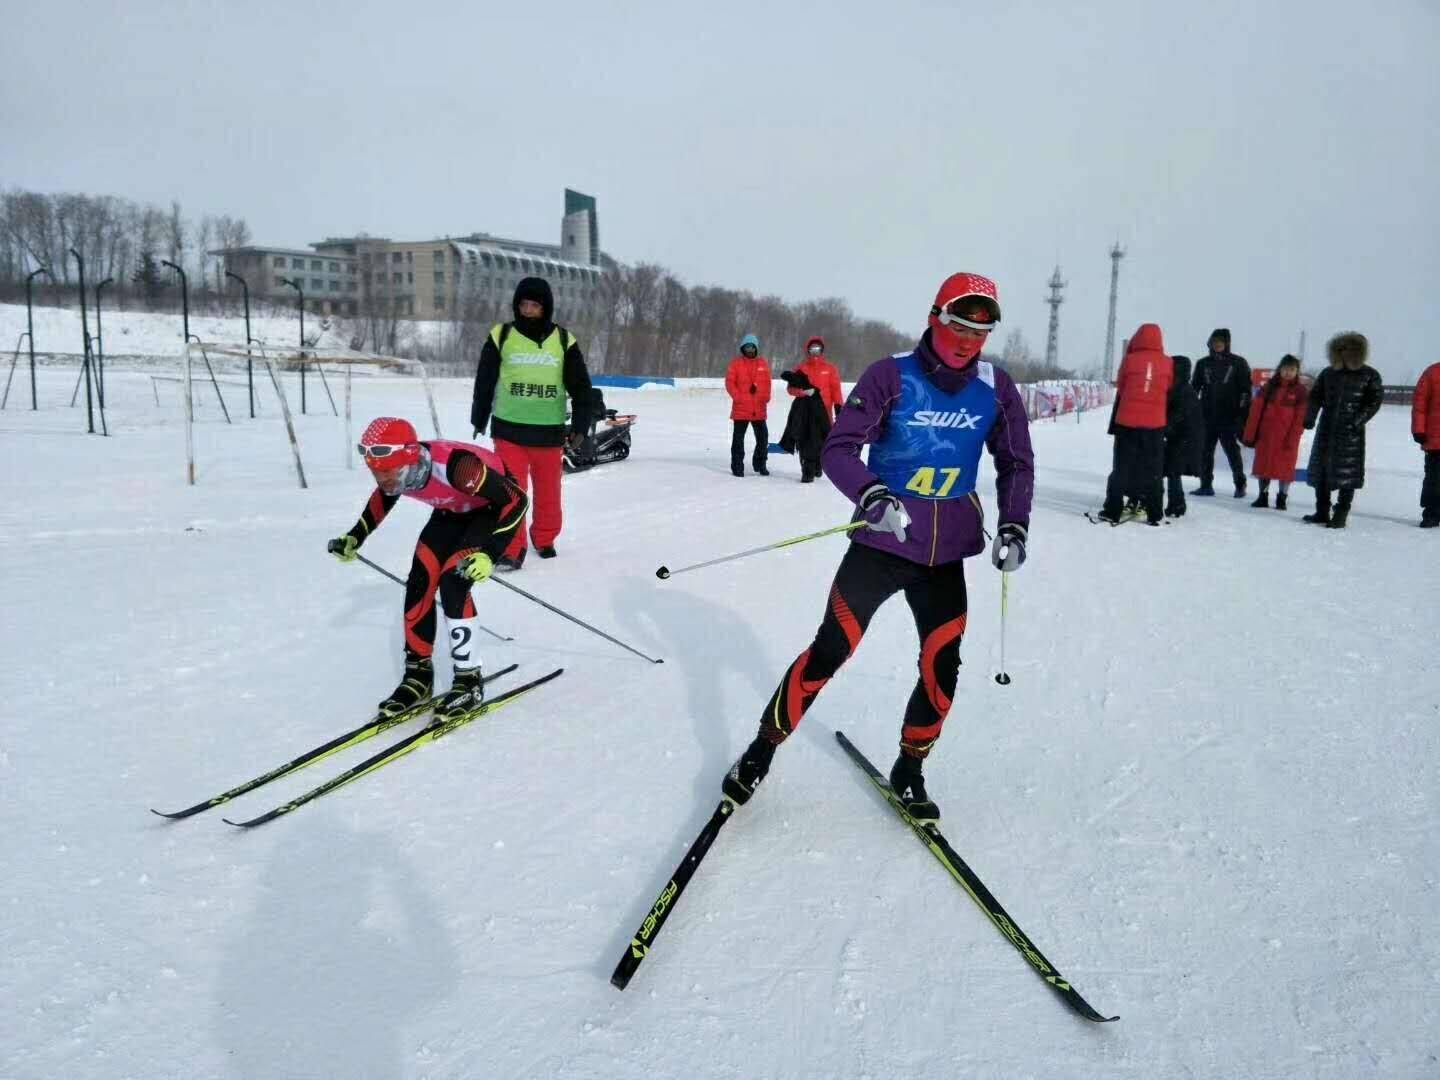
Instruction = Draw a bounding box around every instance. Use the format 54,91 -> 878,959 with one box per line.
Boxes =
1303,332 -> 1383,529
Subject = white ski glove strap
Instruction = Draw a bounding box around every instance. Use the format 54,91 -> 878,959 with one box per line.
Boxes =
859,483 -> 911,542
991,523 -> 1027,571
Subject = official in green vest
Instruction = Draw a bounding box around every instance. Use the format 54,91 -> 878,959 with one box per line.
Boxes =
471,277 -> 593,569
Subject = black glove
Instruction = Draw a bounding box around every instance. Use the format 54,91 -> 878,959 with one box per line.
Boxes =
1415,432 -> 1427,445
990,524 -> 1027,572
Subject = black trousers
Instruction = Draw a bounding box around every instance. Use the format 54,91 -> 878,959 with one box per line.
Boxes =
1422,450 -> 1440,511
755,543 -> 968,758
1201,423 -> 1246,487
402,509 -> 498,658
1103,428 -> 1165,521
731,419 -> 769,470
1165,473 -> 1186,514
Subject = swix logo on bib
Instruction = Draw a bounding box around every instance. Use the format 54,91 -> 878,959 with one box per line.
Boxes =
908,409 -> 985,430
867,355 -> 998,500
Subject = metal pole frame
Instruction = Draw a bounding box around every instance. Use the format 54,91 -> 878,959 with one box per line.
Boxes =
94,277 -> 114,410
280,277 -> 306,414
224,270 -> 255,418
70,248 -> 98,435
26,266 -> 51,410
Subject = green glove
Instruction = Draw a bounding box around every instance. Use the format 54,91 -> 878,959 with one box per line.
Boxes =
327,535 -> 359,563
457,551 -> 494,583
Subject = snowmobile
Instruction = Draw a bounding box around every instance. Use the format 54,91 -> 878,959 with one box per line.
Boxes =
563,387 -> 636,473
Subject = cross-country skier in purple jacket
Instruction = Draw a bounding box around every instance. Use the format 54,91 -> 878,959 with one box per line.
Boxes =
722,272 -> 1035,822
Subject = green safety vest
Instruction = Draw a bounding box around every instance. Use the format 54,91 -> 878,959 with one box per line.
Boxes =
492,323 -> 571,426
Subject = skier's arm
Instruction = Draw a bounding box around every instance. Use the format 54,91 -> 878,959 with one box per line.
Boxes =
820,362 -> 898,503
346,488 -> 400,545
562,337 -> 593,438
986,369 -> 1035,530
470,332 -> 502,436
448,452 -> 529,559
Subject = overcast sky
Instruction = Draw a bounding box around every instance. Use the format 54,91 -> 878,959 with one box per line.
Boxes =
3,0 -> 1436,380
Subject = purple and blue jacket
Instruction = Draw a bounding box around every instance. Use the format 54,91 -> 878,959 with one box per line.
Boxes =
821,331 -> 1035,566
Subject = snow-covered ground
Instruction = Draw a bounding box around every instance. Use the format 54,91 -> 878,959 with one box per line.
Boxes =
3,366 -> 1437,1080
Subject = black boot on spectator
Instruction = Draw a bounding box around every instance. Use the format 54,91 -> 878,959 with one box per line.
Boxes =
1276,492 -> 1288,511
1251,491 -> 1269,508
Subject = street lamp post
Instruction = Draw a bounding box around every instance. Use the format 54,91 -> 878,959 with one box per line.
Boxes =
26,266 -> 52,410
94,277 -> 114,410
161,259 -> 191,343
225,270 -> 256,417
280,276 -> 306,414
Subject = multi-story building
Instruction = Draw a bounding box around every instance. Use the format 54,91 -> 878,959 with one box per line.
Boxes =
213,189 -> 604,322
210,246 -> 361,315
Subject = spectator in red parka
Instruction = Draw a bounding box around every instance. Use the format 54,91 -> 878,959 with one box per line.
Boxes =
725,333 -> 772,477
1413,360 -> 1440,527
1099,324 -> 1174,524
790,337 -> 844,419
1242,354 -> 1308,511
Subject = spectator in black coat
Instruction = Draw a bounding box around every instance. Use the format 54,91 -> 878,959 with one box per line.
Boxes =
1163,355 -> 1205,517
1191,328 -> 1252,498
778,369 -> 832,483
1303,331 -> 1383,529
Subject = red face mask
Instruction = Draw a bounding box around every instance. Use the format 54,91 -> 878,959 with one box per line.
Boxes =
929,322 -> 987,368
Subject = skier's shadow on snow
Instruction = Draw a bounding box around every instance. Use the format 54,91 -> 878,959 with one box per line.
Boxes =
215,815 -> 459,1080
601,575 -> 784,974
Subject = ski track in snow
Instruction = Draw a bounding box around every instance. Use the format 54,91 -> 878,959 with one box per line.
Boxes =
2,367 -> 1438,1079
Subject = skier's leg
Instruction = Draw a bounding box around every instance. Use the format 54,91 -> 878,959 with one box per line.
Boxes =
381,513 -> 454,714
725,545 -> 902,804
889,559 -> 968,821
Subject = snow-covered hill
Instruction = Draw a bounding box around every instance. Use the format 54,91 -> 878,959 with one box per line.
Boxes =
2,370 -> 1436,1079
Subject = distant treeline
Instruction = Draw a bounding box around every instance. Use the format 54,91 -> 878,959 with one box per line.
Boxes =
0,186 -> 250,303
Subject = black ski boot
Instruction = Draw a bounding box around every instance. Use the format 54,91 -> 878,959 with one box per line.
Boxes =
435,666 -> 485,722
378,655 -> 433,718
722,735 -> 777,806
496,549 -> 526,572
889,753 -> 939,824
537,545 -> 558,559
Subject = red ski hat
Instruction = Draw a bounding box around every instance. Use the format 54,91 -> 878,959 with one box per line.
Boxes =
358,416 -> 421,472
929,272 -> 1002,329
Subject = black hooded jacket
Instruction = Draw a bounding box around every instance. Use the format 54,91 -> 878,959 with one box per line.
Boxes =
1192,328 -> 1252,429
1164,355 -> 1205,477
1305,332 -> 1383,490
471,276 -> 593,447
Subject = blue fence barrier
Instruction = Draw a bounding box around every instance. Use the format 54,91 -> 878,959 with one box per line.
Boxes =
591,374 -> 676,389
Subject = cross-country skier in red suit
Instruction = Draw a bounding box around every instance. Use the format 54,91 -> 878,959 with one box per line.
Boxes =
327,417 -> 528,721
722,273 -> 1035,822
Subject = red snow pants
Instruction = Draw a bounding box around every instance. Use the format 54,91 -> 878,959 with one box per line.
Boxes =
493,439 -> 564,556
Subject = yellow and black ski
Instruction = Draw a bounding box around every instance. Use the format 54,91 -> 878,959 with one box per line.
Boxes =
222,668 -> 563,828
836,730 -> 1119,1023
151,664 -> 518,820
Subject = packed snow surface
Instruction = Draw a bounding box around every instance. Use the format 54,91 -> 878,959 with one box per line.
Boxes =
2,366 -> 1437,1079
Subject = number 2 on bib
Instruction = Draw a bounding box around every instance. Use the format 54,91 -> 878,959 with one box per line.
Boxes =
904,466 -> 962,498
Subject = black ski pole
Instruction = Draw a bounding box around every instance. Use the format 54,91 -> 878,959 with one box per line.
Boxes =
352,552 -> 513,642
487,574 -> 664,665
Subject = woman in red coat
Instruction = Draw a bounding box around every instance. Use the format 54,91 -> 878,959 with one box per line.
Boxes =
790,337 -> 844,418
1242,354 -> 1308,510
1413,361 -> 1440,527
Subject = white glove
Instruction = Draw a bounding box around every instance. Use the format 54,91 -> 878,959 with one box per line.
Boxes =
991,524 -> 1027,571
859,484 -> 910,541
